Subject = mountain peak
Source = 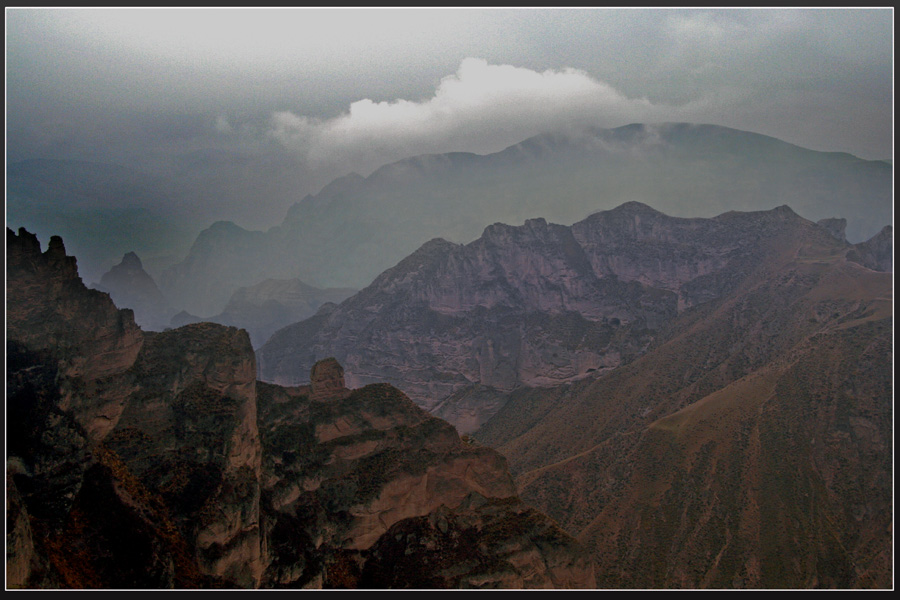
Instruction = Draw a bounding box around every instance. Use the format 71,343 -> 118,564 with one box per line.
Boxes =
610,200 -> 663,214
120,251 -> 143,270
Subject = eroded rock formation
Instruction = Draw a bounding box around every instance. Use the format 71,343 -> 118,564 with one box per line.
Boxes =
6,228 -> 593,589
258,202 -> 892,433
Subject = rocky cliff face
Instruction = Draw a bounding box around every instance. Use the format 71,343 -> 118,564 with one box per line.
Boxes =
6,228 -> 145,442
7,228 -> 264,587
257,202 -> 868,433
257,212 -> 673,419
7,228 -> 593,589
255,378 -> 593,588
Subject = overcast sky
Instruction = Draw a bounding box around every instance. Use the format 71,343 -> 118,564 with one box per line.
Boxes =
5,7 -> 894,228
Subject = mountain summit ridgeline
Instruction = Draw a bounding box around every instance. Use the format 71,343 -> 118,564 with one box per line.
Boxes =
159,123 -> 892,316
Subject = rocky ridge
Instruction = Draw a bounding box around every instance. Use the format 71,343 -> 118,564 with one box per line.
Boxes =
160,123 -> 893,316
6,228 -> 594,589
257,202 -> 889,433
474,213 -> 893,588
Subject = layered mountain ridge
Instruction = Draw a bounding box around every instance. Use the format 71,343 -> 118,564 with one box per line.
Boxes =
257,201 -> 890,434
159,123 -> 893,316
6,228 -> 593,589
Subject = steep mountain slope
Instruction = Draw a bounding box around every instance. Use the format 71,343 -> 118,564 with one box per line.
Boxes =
160,123 -> 892,315
257,202 -> 888,434
474,215 -> 893,588
6,228 -> 593,589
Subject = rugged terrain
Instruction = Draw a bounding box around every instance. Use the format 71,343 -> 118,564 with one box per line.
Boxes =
6,228 -> 594,589
257,201 -> 891,434
160,123 -> 893,315
252,201 -> 893,588
474,210 -> 893,588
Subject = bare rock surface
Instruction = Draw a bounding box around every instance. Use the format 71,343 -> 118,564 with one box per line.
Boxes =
258,202 -> 876,434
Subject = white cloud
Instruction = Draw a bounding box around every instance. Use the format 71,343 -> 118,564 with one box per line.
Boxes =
266,58 -> 673,175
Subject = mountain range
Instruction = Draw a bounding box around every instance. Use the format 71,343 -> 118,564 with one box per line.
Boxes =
257,202 -> 892,434
253,200 -> 892,588
5,120 -> 893,589
170,278 -> 356,348
159,123 -> 893,316
6,185 -> 892,587
470,209 -> 893,588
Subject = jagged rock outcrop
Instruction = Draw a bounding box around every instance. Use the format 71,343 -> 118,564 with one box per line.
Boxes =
257,203 -> 852,432
160,123 -> 893,316
7,228 -> 593,589
358,495 -> 595,588
308,357 -> 348,401
7,228 -> 265,587
255,377 -> 594,588
92,251 -> 175,331
6,228 -> 144,441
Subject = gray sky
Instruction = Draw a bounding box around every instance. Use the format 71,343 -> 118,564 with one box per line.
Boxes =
5,7 -> 895,229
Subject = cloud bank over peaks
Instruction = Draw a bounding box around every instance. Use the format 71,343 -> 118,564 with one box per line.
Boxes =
265,58 -> 676,177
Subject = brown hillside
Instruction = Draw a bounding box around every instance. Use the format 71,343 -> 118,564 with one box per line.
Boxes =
476,216 -> 893,588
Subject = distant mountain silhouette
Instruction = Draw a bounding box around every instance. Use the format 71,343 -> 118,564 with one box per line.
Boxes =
92,252 -> 175,331
160,123 -> 893,316
170,278 -> 356,348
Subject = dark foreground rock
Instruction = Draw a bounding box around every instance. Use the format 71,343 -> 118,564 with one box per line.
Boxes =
5,227 -> 594,589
